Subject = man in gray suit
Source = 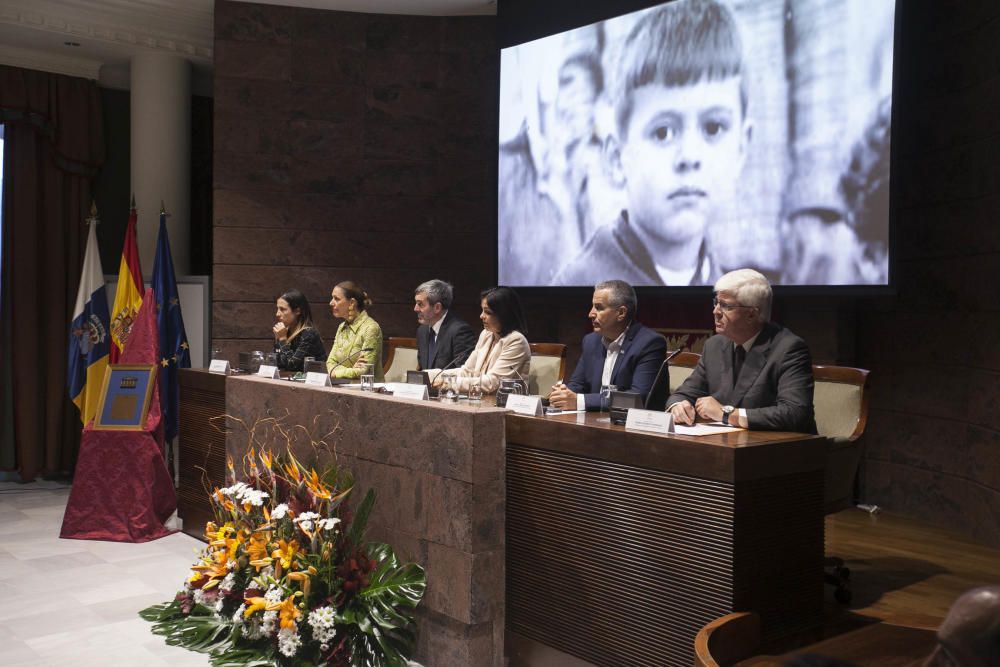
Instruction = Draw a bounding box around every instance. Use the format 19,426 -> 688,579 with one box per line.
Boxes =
666,269 -> 816,433
414,279 -> 477,371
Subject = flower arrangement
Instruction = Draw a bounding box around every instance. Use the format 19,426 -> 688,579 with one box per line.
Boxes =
141,420 -> 426,667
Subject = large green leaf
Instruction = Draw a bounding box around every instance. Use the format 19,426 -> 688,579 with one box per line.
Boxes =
339,542 -> 427,666
347,488 -> 376,547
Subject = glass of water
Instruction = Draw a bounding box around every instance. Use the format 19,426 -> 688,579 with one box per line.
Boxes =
468,373 -> 483,403
600,384 -> 617,412
360,363 -> 375,392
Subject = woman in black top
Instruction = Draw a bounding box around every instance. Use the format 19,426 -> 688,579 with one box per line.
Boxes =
272,289 -> 326,371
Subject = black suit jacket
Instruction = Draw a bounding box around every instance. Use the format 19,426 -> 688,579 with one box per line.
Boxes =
666,322 -> 817,433
416,311 -> 478,371
566,323 -> 667,411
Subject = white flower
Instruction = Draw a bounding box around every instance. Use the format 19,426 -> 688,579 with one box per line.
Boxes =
242,489 -> 269,507
308,605 -> 337,643
214,597 -> 224,613
317,517 -> 341,531
294,511 -> 320,532
220,572 -> 236,592
262,610 -> 278,638
277,627 -> 302,657
192,588 -> 206,606
232,604 -> 246,626
271,503 -> 289,520
265,586 -> 283,603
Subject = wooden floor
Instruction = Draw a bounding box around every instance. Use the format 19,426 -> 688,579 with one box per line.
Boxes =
735,507 -> 1000,666
511,508 -> 1000,667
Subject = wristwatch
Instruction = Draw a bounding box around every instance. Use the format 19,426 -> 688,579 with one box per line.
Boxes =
722,405 -> 735,425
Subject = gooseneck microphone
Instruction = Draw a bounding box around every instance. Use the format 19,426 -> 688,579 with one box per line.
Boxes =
429,355 -> 464,386
665,348 -> 683,363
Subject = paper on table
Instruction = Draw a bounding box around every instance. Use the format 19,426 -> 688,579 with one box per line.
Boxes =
674,422 -> 743,436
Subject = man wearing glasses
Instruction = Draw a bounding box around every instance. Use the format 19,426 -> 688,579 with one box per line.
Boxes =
666,269 -> 817,433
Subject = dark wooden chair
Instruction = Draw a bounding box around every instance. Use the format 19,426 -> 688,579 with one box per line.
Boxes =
528,342 -> 567,398
694,611 -> 762,667
667,350 -> 701,394
382,336 -> 418,383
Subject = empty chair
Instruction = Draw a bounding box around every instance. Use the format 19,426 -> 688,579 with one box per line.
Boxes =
528,342 -> 567,399
382,337 -> 419,383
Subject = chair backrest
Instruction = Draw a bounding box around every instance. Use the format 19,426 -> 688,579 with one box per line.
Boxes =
528,342 -> 567,399
668,351 -> 701,395
694,611 -> 762,667
813,364 -> 871,514
383,337 -> 419,383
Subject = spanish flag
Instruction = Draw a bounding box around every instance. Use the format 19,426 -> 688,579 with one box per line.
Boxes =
109,197 -> 144,362
67,208 -> 111,425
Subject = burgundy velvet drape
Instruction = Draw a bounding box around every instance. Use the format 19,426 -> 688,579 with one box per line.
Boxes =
0,65 -> 105,481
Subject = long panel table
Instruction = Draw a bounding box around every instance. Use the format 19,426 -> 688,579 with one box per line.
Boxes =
178,370 -> 825,667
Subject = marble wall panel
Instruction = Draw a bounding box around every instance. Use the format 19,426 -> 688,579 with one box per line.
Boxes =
214,1 -> 293,44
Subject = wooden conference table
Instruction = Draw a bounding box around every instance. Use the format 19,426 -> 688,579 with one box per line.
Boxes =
178,370 -> 825,667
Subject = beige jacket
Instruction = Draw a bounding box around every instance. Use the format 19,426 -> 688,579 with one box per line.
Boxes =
430,328 -> 531,394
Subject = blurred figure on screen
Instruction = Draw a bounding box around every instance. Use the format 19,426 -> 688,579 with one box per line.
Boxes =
781,97 -> 891,285
554,0 -> 751,286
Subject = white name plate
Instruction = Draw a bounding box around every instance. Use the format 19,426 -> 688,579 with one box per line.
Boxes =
625,409 -> 674,435
305,371 -> 331,387
257,365 -> 280,378
506,394 -> 543,416
208,359 -> 230,375
393,383 -> 429,401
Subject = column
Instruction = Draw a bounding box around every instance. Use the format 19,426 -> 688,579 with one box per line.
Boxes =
130,52 -> 191,274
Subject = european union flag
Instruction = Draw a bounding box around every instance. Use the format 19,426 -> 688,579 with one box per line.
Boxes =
151,209 -> 190,443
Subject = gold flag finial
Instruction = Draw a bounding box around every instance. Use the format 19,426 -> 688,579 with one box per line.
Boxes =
86,200 -> 99,226
160,200 -> 166,215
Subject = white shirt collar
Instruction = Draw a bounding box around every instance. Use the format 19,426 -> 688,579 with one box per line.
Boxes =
431,310 -> 448,336
603,325 -> 628,352
737,329 -> 762,353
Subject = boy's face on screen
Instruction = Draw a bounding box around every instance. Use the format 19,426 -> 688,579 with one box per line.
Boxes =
615,77 -> 748,249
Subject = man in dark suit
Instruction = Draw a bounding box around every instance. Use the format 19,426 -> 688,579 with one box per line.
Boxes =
549,280 -> 666,411
414,279 -> 477,371
667,269 -> 816,433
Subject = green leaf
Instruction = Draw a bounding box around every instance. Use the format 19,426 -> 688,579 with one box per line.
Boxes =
348,488 -> 376,546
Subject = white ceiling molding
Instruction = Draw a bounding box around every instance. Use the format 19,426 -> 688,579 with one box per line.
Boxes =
0,0 -> 495,85
0,42 -> 102,80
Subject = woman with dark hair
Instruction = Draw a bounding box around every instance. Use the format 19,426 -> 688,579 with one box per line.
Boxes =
325,280 -> 384,381
428,286 -> 530,394
272,289 -> 326,371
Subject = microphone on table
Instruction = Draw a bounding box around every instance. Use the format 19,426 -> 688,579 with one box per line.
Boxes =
665,348 -> 683,364
429,355 -> 464,387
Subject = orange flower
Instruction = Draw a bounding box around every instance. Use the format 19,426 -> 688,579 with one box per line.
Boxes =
247,532 -> 272,570
306,469 -> 332,501
276,595 -> 302,630
272,539 -> 301,573
243,596 -> 268,618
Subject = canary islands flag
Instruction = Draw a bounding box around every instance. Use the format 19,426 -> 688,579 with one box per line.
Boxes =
151,209 -> 191,443
67,219 -> 111,425
109,201 -> 144,362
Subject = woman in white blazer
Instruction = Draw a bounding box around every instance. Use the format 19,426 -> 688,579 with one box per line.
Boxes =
429,286 -> 530,395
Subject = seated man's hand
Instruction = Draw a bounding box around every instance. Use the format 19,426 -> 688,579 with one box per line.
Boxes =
548,384 -> 577,410
668,400 -> 696,425
431,376 -> 445,389
695,396 -> 724,422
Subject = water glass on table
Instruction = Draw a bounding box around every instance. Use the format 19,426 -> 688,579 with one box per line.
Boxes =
468,373 -> 483,403
600,384 -> 617,412
360,363 -> 375,392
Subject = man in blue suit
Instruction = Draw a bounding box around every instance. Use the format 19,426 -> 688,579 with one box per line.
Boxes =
549,280 -> 666,411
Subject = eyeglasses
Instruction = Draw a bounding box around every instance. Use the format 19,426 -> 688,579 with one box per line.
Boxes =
712,297 -> 753,313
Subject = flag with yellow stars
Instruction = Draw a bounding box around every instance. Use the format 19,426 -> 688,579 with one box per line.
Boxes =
151,209 -> 191,443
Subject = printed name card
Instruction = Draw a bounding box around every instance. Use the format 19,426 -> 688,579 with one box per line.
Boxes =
625,409 -> 674,435
257,365 -> 280,379
208,359 -> 230,375
393,383 -> 429,401
505,394 -> 543,417
305,372 -> 331,387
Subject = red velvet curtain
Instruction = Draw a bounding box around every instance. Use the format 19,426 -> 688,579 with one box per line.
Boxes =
0,65 -> 105,481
